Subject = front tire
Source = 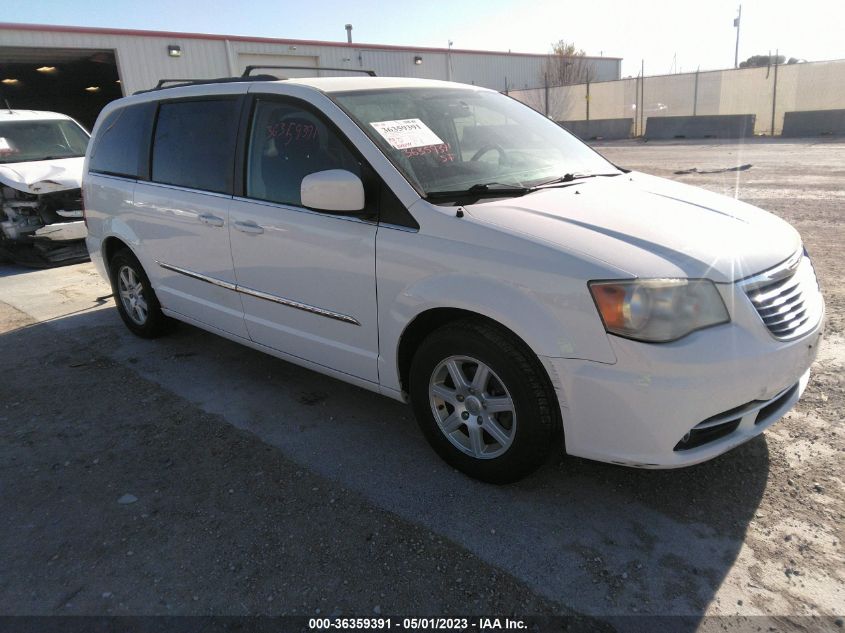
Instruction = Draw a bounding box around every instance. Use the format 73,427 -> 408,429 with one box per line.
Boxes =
108,248 -> 171,338
409,319 -> 560,483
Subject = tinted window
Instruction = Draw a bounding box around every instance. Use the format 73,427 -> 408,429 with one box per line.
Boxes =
89,104 -> 150,177
379,184 -> 419,230
246,99 -> 362,207
151,99 -> 239,194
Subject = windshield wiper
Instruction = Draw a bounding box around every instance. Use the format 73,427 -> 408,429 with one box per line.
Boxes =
425,182 -> 531,200
531,172 -> 621,189
425,173 -> 622,201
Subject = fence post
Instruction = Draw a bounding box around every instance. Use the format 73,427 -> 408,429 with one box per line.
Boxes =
544,73 -> 549,117
586,81 -> 590,122
640,60 -> 645,137
693,68 -> 699,116
635,75 -> 641,136
770,50 -> 779,135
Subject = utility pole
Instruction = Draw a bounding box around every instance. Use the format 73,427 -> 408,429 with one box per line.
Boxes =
734,5 -> 742,68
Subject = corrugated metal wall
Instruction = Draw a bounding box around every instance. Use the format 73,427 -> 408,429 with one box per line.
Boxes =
0,28 -> 230,95
0,25 -> 621,95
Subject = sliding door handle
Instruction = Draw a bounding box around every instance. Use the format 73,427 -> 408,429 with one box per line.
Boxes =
233,220 -> 264,235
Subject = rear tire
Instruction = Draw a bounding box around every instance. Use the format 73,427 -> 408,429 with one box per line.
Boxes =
409,319 -> 560,483
108,248 -> 171,338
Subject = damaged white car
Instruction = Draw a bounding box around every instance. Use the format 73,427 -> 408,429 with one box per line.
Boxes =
0,109 -> 89,265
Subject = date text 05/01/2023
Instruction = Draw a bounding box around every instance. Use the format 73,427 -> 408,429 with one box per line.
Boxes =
308,617 -> 527,630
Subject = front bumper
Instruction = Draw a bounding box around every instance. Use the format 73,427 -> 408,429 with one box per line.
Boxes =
34,220 -> 87,242
542,299 -> 824,468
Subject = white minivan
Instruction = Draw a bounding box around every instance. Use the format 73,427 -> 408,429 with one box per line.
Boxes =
83,74 -> 824,482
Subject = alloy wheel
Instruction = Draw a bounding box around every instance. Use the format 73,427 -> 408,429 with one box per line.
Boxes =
117,265 -> 148,325
428,355 -> 517,459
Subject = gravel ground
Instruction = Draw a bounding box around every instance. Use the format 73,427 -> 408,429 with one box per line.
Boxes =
0,139 -> 842,629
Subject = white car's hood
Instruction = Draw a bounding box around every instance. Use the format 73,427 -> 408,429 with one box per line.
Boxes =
464,171 -> 801,283
0,157 -> 84,194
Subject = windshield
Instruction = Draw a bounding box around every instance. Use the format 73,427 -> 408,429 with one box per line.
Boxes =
0,119 -> 90,164
332,87 -> 618,197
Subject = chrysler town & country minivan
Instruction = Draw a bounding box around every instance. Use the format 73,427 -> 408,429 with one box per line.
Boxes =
82,75 -> 825,482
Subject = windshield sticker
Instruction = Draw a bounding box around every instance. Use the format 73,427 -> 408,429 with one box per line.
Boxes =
370,119 -> 444,150
403,143 -> 455,163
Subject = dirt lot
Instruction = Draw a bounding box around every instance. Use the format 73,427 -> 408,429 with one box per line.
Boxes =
0,139 -> 843,628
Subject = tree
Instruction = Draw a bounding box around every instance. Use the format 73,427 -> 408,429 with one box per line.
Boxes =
543,40 -> 596,87
516,41 -> 594,120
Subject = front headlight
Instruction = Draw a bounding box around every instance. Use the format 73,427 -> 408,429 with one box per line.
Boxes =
588,278 -> 729,343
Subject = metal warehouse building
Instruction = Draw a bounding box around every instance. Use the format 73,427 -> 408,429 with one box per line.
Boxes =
0,22 -> 621,128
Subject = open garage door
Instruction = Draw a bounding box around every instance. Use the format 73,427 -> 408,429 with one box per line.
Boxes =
0,47 -> 121,131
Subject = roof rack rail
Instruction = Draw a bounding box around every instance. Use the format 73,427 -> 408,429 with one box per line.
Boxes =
134,74 -> 280,94
241,65 -> 377,78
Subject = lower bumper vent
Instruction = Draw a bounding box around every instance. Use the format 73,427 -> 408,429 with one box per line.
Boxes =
674,418 -> 741,451
755,383 -> 799,425
674,380 -> 799,451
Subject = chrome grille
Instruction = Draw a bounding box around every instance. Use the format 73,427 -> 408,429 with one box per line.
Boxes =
740,251 -> 823,340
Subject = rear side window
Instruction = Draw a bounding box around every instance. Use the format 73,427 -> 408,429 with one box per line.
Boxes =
89,104 -> 152,178
151,99 -> 240,194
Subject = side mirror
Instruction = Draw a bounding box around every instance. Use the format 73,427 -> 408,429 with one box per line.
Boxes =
300,169 -> 365,213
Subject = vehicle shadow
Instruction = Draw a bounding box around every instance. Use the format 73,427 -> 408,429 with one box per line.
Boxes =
0,257 -> 90,276
0,262 -> 44,278
3,307 -> 770,625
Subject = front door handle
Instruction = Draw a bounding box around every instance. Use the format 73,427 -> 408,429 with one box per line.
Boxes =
198,213 -> 224,227
233,220 -> 264,235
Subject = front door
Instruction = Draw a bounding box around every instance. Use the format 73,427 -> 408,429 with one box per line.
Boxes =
228,96 -> 379,383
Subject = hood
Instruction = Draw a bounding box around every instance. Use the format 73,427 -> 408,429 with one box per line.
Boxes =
463,171 -> 801,283
0,157 -> 84,194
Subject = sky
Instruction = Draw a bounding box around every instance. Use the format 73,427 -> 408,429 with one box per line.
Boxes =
3,0 -> 844,77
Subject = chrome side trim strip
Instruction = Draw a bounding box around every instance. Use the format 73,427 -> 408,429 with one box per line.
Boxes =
156,261 -> 360,326
156,261 -> 237,291
237,284 -> 361,325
